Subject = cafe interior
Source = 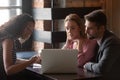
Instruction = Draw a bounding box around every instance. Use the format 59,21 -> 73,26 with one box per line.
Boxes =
0,0 -> 120,80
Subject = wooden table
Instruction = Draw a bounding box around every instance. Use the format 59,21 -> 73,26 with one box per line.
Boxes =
26,66 -> 102,80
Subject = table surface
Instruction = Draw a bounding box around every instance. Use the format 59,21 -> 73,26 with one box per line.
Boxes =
26,66 -> 102,80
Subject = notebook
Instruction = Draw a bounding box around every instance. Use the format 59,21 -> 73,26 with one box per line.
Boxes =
39,49 -> 78,74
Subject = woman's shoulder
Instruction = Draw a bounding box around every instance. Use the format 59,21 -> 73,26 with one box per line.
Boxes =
85,39 -> 97,45
2,38 -> 14,44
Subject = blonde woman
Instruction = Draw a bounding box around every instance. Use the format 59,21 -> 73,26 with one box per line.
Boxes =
62,13 -> 97,68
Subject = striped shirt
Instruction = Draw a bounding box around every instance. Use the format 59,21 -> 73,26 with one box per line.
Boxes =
0,40 -> 17,80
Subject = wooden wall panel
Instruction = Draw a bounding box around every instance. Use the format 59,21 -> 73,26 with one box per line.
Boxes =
105,0 -> 120,38
112,0 -> 120,37
65,0 -> 102,7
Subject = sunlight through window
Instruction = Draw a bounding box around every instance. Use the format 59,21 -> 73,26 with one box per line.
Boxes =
0,0 -> 22,25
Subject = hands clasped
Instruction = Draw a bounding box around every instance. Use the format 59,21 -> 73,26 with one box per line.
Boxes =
30,55 -> 41,64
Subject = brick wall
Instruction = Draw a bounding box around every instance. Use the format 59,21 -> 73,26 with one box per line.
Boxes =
32,0 -> 105,52
32,0 -> 52,51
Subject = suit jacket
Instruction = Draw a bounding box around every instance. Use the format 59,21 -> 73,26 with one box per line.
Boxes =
84,30 -> 120,79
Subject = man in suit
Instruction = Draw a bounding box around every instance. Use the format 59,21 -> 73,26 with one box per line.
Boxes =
83,10 -> 120,80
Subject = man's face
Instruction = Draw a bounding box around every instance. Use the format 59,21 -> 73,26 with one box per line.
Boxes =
85,20 -> 100,39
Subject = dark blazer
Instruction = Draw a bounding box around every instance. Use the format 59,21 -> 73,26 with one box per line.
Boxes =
84,30 -> 120,79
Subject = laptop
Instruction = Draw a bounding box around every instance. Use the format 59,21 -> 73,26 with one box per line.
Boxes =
39,49 -> 78,74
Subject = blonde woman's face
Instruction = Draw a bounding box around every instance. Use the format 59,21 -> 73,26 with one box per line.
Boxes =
65,21 -> 81,40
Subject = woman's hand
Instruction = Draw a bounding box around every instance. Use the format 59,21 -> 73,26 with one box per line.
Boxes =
29,55 -> 41,64
65,37 -> 73,46
73,39 -> 84,52
34,56 -> 41,64
62,37 -> 73,49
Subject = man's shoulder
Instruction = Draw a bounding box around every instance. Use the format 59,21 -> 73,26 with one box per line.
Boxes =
104,30 -> 120,43
101,31 -> 120,49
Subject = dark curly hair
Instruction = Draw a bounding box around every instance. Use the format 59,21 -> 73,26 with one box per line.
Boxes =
0,13 -> 35,40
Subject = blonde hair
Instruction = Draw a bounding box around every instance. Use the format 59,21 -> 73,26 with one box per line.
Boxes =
64,13 -> 86,38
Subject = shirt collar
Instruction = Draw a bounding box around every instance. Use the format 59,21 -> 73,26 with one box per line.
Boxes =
97,37 -> 103,46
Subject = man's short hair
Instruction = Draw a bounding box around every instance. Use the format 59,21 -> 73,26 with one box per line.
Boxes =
84,9 -> 107,28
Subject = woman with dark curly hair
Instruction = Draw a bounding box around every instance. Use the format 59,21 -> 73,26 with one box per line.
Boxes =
0,13 -> 40,80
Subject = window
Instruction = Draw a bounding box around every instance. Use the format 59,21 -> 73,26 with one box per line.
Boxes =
0,0 -> 22,25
